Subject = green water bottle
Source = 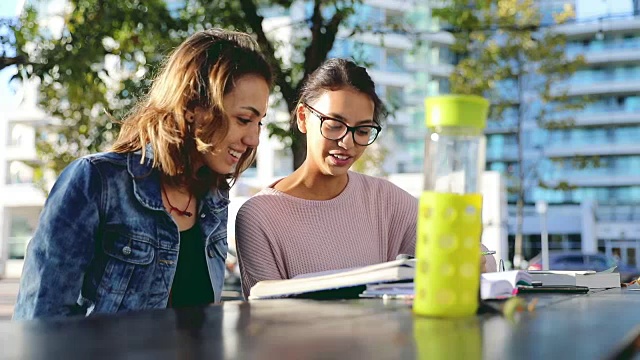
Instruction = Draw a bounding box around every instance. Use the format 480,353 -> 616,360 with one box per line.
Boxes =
413,95 -> 489,317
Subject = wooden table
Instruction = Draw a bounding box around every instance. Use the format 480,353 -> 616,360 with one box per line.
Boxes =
1,288 -> 638,359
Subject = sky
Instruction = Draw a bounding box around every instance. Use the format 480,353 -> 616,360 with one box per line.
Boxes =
0,0 -> 20,110
576,0 -> 632,20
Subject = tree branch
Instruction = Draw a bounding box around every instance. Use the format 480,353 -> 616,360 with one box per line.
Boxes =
238,0 -> 296,110
301,1 -> 347,94
0,55 -> 26,70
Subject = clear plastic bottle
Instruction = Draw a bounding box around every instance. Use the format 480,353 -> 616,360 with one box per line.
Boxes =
413,95 -> 489,317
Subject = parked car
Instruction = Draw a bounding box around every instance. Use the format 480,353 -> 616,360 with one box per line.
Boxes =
527,251 -> 640,282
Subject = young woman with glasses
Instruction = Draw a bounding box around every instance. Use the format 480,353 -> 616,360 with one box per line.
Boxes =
235,59 -> 496,298
14,29 -> 272,319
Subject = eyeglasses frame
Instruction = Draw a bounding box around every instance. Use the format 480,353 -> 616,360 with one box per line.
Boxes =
303,102 -> 382,146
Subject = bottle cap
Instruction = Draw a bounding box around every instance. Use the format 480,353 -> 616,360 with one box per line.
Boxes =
424,95 -> 489,129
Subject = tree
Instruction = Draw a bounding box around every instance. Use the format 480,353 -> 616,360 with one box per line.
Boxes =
12,0 -> 184,173
1,17 -> 25,71
432,0 -> 590,268
8,0 -> 391,175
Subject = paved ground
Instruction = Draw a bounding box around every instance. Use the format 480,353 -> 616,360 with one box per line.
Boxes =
0,278 -> 19,320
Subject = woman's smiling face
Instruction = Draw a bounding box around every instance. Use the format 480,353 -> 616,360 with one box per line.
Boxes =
199,74 -> 270,175
299,87 -> 376,177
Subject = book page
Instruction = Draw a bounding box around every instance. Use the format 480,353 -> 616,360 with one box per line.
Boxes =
481,270 -> 532,287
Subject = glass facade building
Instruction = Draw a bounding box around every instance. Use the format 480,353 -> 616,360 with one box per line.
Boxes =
463,1 -> 640,264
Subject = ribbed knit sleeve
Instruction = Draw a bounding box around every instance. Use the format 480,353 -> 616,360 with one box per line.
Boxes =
235,198 -> 284,298
384,180 -> 418,258
235,171 -> 418,298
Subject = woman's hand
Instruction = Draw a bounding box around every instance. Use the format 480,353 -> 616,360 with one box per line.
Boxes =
481,244 -> 498,273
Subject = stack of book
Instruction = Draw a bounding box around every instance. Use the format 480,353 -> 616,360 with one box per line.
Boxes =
527,269 -> 621,288
248,258 -> 415,300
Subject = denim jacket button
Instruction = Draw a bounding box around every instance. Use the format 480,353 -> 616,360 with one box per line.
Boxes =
207,248 -> 214,258
122,246 -> 132,256
200,213 -> 206,219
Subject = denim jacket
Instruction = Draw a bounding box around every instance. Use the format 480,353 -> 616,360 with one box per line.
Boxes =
13,151 -> 230,320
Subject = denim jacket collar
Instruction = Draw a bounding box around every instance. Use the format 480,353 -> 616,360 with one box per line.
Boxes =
126,147 -> 230,214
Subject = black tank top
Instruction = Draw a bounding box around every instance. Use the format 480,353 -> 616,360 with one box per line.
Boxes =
169,223 -> 215,307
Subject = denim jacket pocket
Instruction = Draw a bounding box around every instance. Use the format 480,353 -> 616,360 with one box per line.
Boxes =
103,232 -> 155,265
94,232 -> 156,314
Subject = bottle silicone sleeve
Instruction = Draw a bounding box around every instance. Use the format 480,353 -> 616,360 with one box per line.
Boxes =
413,191 -> 483,317
413,317 -> 482,359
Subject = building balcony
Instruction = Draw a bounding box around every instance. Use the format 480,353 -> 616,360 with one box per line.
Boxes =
485,126 -> 518,135
0,184 -> 46,207
596,205 -> 640,222
401,126 -> 425,140
5,108 -> 50,125
544,142 -> 640,158
566,35 -> 640,65
544,173 -> 640,187
387,110 -> 412,126
4,145 -> 38,162
420,31 -> 455,46
368,69 -> 413,87
507,204 -> 583,235
365,0 -> 412,12
6,236 -> 29,260
426,62 -> 454,79
553,79 -> 640,97
486,117 -> 519,134
579,48 -> 640,65
572,111 -> 640,127
553,17 -> 640,38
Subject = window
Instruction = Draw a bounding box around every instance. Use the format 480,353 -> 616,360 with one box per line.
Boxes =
587,255 -> 613,268
9,123 -> 32,147
9,216 -> 35,260
556,255 -> 586,266
7,161 -> 34,185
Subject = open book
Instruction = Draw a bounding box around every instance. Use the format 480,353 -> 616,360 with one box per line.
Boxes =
481,271 -> 533,299
249,258 -> 415,300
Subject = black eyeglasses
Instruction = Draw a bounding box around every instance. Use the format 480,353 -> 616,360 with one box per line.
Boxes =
304,103 -> 381,146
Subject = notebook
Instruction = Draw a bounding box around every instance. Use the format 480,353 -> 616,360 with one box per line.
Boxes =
481,271 -> 533,299
360,282 -> 415,298
358,271 -> 532,300
248,258 -> 416,300
528,269 -> 621,288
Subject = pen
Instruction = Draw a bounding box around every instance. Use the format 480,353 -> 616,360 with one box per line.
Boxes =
382,294 -> 415,300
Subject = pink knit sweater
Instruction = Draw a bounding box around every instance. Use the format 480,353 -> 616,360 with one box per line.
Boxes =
235,171 -> 417,297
